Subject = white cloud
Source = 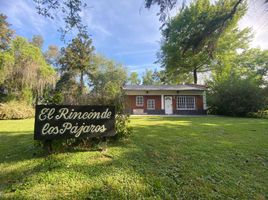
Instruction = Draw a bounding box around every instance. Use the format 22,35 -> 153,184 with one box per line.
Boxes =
127,63 -> 161,73
0,0 -> 164,74
80,9 -> 112,37
3,1 -> 45,32
115,49 -> 156,56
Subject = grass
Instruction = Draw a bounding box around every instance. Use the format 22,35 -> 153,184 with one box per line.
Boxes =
0,116 -> 267,199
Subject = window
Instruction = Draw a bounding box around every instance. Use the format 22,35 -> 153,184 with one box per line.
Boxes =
147,99 -> 155,110
136,96 -> 144,106
177,96 -> 195,110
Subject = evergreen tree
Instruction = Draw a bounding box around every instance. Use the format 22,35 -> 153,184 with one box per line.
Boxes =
128,72 -> 141,85
30,35 -> 44,49
59,33 -> 95,96
0,14 -> 13,50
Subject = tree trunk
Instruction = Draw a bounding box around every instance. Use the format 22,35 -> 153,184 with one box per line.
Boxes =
193,69 -> 197,84
80,71 -> 84,95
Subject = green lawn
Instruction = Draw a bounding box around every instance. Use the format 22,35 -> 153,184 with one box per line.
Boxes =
0,116 -> 267,199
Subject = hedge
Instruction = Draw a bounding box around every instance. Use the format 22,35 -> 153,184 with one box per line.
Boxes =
0,101 -> 34,119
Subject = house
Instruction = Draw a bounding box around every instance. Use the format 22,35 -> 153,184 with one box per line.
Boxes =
123,84 -> 207,115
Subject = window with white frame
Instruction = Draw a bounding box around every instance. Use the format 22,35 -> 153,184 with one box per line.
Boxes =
136,96 -> 144,106
147,99 -> 155,110
177,96 -> 195,110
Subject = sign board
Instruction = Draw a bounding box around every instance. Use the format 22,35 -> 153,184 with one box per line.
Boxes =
34,105 -> 116,140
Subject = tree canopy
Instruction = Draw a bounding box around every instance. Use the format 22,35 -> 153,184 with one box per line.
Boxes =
141,69 -> 162,85
90,55 -> 128,104
45,45 -> 60,67
30,35 -> 44,49
1,36 -> 56,103
158,0 -> 247,83
59,33 -> 95,95
206,17 -> 268,116
0,14 -> 56,104
128,72 -> 141,85
0,14 -> 13,50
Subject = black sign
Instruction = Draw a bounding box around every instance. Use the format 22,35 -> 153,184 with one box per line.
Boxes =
34,105 -> 116,140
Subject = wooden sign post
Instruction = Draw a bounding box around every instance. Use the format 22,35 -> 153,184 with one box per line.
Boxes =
34,105 -> 116,153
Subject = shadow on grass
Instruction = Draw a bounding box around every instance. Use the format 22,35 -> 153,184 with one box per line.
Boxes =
1,117 -> 268,199
0,131 -> 43,163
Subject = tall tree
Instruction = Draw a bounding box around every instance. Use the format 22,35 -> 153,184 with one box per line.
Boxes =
30,35 -> 44,49
90,55 -> 127,104
152,69 -> 193,84
212,26 -> 249,77
212,24 -> 268,84
128,72 -> 141,85
207,23 -> 268,116
146,69 -> 165,85
159,0 -> 246,84
148,0 -> 245,59
141,69 -> 168,85
1,36 -> 55,103
141,69 -> 163,85
45,45 -> 60,67
0,14 -> 14,89
235,49 -> 268,85
54,72 -> 79,104
59,33 -> 95,95
142,69 -> 154,85
0,14 -> 13,50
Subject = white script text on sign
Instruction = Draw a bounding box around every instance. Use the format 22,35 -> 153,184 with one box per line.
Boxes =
34,105 -> 116,140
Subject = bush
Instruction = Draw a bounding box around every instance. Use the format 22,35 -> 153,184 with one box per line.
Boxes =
20,87 -> 33,105
0,101 -> 34,119
38,115 -> 133,153
114,114 -> 133,139
207,75 -> 265,117
45,113 -> 132,152
247,110 -> 268,119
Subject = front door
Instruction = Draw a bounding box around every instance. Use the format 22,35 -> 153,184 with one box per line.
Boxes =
164,96 -> 173,114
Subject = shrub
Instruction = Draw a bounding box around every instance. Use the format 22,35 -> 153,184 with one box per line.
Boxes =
0,101 -> 34,119
247,110 -> 268,119
20,87 -> 33,105
46,113 -> 132,152
207,75 -> 265,117
114,114 -> 133,139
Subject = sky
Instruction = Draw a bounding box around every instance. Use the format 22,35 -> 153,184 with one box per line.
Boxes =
0,0 -> 267,77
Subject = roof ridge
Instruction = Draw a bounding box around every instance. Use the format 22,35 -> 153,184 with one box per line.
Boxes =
123,84 -> 206,87
123,84 -> 206,91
